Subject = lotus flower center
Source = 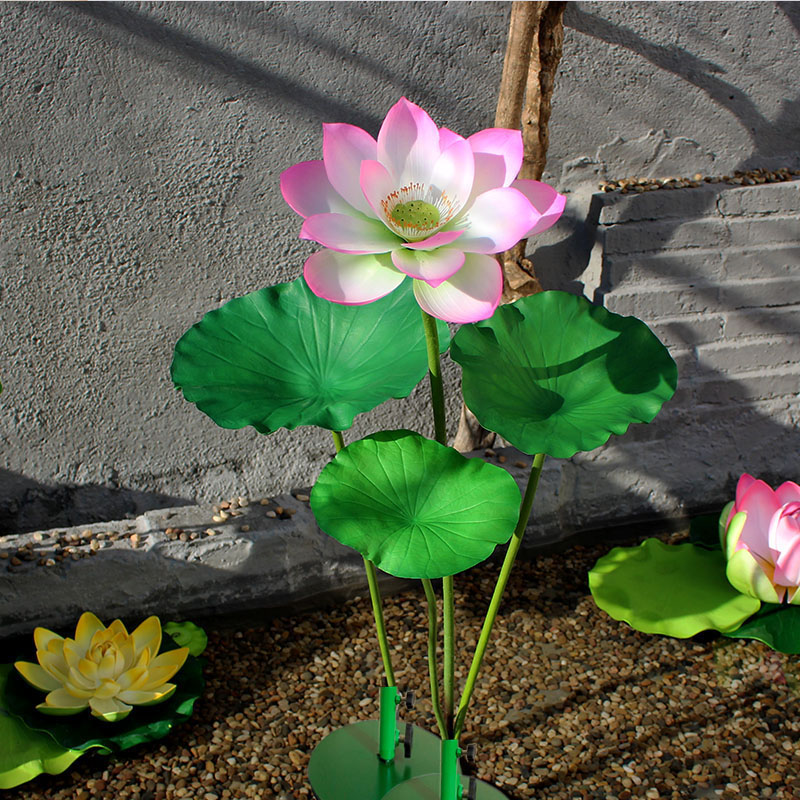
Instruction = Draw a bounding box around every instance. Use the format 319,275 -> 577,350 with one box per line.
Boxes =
390,200 -> 440,231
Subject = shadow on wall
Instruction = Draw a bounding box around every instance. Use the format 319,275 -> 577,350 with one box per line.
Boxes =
0,469 -> 192,535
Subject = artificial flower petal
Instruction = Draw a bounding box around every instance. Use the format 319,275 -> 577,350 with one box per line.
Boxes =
512,179 -> 567,237
429,138 -> 475,218
402,229 -> 463,250
14,661 -> 61,693
304,250 -> 405,305
468,128 -> 524,195
726,547 -> 783,603
772,509 -> 800,585
130,616 -> 162,660
455,187 -> 537,254
413,253 -> 502,323
88,695 -> 131,722
280,160 -> 353,218
33,628 -> 63,656
322,122 -> 377,216
117,686 -> 176,706
776,480 -> 800,506
359,159 -> 398,225
74,613 -> 105,653
146,647 -> 190,681
300,213 -> 402,254
438,127 -> 464,150
392,247 -> 465,286
737,479 -> 783,559
44,689 -> 91,711
377,97 -> 441,185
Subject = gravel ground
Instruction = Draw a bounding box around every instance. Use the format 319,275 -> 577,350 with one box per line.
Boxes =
7,531 -> 799,800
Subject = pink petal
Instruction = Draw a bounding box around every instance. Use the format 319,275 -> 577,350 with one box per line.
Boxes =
281,160 -> 352,218
392,247 -> 465,286
456,187 -> 537,254
359,159 -> 396,225
429,138 -> 475,219
512,179 -> 567,237
735,473 -> 758,505
413,253 -> 502,323
736,479 -> 784,561
377,97 -> 440,185
300,213 -> 402,254
304,250 -> 405,305
323,123 -> 377,217
769,503 -> 800,586
776,480 -> 800,506
468,128 -> 524,196
403,230 -> 464,250
438,127 -> 464,150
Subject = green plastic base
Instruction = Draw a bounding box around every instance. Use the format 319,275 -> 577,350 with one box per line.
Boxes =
382,773 -> 509,800
308,720 -> 446,800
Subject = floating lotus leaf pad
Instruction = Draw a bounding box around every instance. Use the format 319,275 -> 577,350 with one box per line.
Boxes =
171,278 -> 449,434
311,431 -> 521,579
451,291 -> 677,458
3,634 -> 205,754
163,620 -> 208,657
589,538 -> 761,637
0,664 -> 84,789
723,603 -> 800,654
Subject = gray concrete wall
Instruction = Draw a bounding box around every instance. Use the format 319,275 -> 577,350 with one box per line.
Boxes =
1,2 -> 799,535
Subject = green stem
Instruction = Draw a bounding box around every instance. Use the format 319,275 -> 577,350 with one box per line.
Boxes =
420,309 -> 454,741
420,309 -> 447,445
332,430 -> 396,687
422,578 -> 447,738
442,574 -> 455,736
453,452 -> 546,739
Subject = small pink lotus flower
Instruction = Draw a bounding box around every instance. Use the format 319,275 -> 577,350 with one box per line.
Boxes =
281,98 -> 565,323
720,473 -> 800,604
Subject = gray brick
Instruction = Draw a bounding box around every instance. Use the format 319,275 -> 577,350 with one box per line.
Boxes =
728,217 -> 800,247
722,245 -> 800,280
724,306 -> 800,339
717,180 -> 800,217
598,184 -> 721,224
603,249 -> 724,288
694,368 -> 800,404
720,277 -> 800,309
650,315 -> 725,348
603,283 -> 723,318
604,218 -> 730,255
696,337 -> 799,374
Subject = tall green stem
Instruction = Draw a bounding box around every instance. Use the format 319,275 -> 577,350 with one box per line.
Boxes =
420,309 -> 454,740
420,310 -> 447,445
422,578 -> 447,738
442,574 -> 455,736
453,452 -> 546,739
331,430 -> 395,687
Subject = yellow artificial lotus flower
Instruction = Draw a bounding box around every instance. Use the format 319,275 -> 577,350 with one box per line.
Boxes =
14,612 -> 189,722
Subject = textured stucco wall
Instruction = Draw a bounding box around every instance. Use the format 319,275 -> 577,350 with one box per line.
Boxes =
1,1 -> 799,534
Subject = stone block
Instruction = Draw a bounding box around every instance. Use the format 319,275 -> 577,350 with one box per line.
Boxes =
717,180 -> 800,217
696,337 -> 799,374
603,249 -> 724,288
694,368 -> 800,404
722,245 -> 800,280
720,277 -> 800,309
603,283 -> 723,318
598,183 -> 721,224
727,217 -> 800,247
723,306 -> 800,339
649,315 -> 725,348
604,219 -> 730,255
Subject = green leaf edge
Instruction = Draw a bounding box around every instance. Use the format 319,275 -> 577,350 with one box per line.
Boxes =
589,538 -> 761,638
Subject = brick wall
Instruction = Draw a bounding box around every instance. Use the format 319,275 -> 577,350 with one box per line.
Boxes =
524,180 -> 799,546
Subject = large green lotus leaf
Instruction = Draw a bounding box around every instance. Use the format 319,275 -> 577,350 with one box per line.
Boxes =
171,278 -> 449,434
589,538 -> 760,637
451,291 -> 677,458
310,431 -> 521,579
723,603 -> 800,654
0,664 -> 85,789
3,633 -> 205,754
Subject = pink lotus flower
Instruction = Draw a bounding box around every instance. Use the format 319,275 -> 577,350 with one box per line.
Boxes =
280,98 -> 565,323
720,473 -> 800,604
